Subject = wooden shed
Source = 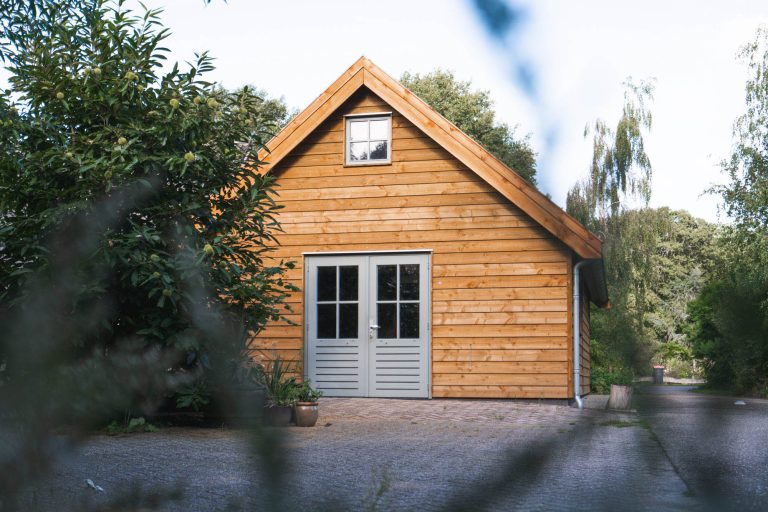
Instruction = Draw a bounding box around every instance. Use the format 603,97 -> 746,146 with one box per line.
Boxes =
252,57 -> 609,401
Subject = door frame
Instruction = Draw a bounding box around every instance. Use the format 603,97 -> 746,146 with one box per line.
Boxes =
303,250 -> 432,399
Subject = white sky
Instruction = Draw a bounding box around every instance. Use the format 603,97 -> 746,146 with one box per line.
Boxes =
9,0 -> 768,222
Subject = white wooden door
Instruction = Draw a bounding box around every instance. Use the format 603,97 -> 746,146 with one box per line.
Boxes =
306,253 -> 430,398
368,254 -> 430,398
306,256 -> 368,397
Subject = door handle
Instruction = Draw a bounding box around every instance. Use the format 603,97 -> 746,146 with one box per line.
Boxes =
369,325 -> 380,339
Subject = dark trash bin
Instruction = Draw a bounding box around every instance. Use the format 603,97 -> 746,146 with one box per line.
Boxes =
653,365 -> 665,384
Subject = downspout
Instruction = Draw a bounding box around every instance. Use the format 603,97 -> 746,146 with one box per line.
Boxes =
572,260 -> 591,409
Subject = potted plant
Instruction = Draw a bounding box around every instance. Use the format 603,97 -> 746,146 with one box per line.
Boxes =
292,380 -> 323,427
256,356 -> 297,427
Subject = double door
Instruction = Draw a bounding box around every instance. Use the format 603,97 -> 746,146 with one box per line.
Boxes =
305,253 -> 430,398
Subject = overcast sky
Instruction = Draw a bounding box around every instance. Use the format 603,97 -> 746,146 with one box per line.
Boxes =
12,0 -> 768,222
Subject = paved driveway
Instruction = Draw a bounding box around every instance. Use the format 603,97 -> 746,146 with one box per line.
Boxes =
18,396 -> 694,511
636,385 -> 768,512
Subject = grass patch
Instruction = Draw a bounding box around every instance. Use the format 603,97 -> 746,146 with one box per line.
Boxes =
599,419 -> 644,428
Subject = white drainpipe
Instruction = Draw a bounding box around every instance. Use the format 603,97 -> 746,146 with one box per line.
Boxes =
572,260 -> 591,409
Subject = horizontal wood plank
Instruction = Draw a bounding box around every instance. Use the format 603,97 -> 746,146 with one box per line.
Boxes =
274,226 -> 551,247
433,262 -> 567,277
433,324 -> 568,338
276,169 -> 475,190
432,373 -> 568,386
280,216 -> 536,235
432,338 -> 568,350
275,204 -> 522,224
276,180 -> 494,201
432,386 -> 568,399
433,311 -> 567,325
433,286 -> 566,301
433,349 -> 568,362
432,299 -> 567,313
433,361 -> 567,374
276,192 -> 508,213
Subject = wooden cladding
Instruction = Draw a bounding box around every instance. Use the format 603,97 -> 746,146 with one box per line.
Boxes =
251,88 -> 573,399
580,286 -> 591,395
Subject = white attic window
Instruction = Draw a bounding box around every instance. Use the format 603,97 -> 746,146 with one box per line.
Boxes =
345,113 -> 392,165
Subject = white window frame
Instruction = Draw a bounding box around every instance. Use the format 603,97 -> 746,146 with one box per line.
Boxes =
344,113 -> 392,166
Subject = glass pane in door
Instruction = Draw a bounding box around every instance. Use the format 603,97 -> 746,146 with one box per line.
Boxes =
399,264 -> 419,300
317,304 -> 336,339
377,303 -> 397,339
339,303 -> 358,338
377,265 -> 397,300
399,303 -> 419,338
317,266 -> 336,301
339,266 -> 358,301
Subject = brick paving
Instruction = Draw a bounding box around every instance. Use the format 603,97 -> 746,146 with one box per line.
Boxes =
17,395 -> 695,511
319,396 -> 587,424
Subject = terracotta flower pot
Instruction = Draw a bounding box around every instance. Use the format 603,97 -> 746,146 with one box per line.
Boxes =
294,402 -> 319,427
264,405 -> 292,427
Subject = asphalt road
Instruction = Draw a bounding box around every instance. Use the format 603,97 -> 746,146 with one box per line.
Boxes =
636,385 -> 768,512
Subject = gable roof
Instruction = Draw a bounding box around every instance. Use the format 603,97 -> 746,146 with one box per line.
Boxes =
257,56 -> 603,261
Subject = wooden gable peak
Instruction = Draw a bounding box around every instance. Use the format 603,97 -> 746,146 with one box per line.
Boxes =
257,56 -> 603,260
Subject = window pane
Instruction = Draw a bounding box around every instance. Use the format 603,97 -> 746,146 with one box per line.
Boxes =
349,120 -> 368,141
399,264 -> 419,300
339,303 -> 358,339
370,140 -> 388,160
349,142 -> 368,161
339,265 -> 358,301
400,303 -> 419,338
370,119 -> 389,140
377,303 -> 397,339
377,265 -> 397,301
317,304 -> 336,339
317,266 -> 336,301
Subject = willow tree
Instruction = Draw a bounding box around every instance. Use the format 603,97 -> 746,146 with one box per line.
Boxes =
566,79 -> 657,382
567,79 -> 654,231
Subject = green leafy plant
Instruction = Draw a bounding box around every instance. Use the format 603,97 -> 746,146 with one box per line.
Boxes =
0,0 -> 295,411
175,380 -> 211,412
590,365 -> 634,394
292,379 -> 323,403
255,355 -> 298,407
105,416 -> 158,435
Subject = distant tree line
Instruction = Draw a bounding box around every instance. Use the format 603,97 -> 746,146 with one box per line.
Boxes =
401,70 -> 538,185
568,30 -> 768,397
683,29 -> 768,396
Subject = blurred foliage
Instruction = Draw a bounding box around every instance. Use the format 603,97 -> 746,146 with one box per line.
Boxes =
589,337 -> 633,394
0,1 -> 296,507
401,69 -> 538,185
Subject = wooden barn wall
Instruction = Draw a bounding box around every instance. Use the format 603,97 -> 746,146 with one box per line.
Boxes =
579,286 -> 591,395
251,87 -> 573,399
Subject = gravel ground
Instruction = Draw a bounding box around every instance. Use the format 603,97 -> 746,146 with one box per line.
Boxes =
13,395 -> 695,511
